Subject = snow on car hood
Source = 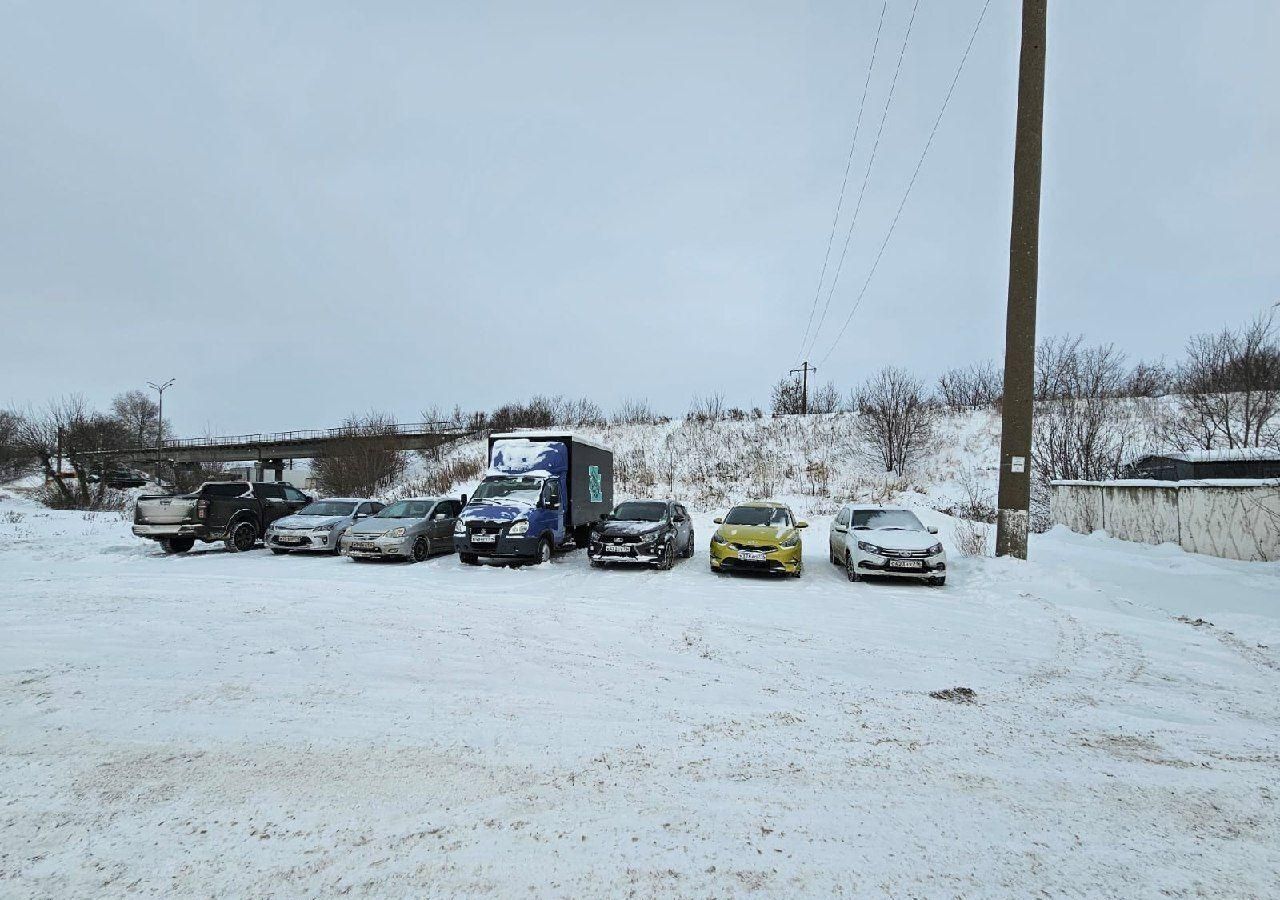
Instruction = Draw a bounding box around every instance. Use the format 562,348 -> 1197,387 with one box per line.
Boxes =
458,499 -> 533,524
716,524 -> 794,544
597,520 -> 664,539
857,528 -> 940,551
272,514 -> 346,529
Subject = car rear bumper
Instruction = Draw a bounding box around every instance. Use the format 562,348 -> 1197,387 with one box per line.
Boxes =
133,523 -> 209,539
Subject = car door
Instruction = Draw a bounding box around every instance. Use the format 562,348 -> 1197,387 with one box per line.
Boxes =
831,507 -> 850,559
672,503 -> 691,548
281,483 -> 310,513
428,500 -> 458,550
542,479 -> 565,546
256,483 -> 292,530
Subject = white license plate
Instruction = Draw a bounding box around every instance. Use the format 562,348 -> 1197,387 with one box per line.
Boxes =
738,550 -> 767,562
276,536 -> 304,545
889,559 -> 923,569
351,542 -> 377,551
605,545 -> 632,553
471,534 -> 497,544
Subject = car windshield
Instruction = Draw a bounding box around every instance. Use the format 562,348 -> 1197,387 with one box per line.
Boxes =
725,506 -> 790,526
852,509 -> 925,531
472,476 -> 544,503
376,500 -> 432,519
612,501 -> 666,522
297,501 -> 356,517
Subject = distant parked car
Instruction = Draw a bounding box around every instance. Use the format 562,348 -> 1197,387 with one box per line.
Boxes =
265,497 -> 385,555
829,504 -> 947,586
133,481 -> 312,554
341,496 -> 461,562
709,501 -> 806,577
587,499 -> 695,569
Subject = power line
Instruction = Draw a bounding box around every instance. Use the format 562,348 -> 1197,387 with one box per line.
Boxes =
816,0 -> 993,369
803,0 -> 921,361
796,0 -> 888,362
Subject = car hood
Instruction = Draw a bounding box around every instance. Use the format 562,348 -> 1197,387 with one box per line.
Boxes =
596,520 -> 665,539
458,500 -> 532,524
349,517 -> 421,534
273,514 -> 347,529
856,528 -> 940,551
715,524 -> 797,545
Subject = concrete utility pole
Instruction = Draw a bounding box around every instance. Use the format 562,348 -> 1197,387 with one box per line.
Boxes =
147,378 -> 175,453
995,0 -> 1047,560
790,361 -> 815,415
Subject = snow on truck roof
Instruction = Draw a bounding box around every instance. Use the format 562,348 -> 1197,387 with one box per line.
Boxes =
1152,447 -> 1280,463
488,432 -> 612,453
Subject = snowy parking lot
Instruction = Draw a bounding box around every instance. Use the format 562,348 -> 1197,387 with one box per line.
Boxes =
2,503 -> 1279,897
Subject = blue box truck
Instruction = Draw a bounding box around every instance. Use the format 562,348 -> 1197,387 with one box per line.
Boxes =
454,432 -> 614,565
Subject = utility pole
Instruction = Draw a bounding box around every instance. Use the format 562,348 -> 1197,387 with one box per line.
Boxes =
147,378 -> 175,453
790,361 -> 815,415
995,0 -> 1047,559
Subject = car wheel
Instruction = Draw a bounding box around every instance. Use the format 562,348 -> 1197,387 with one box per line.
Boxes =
459,552 -> 480,566
791,561 -> 803,579
655,541 -> 675,570
225,521 -> 257,553
410,536 -> 429,563
931,576 -> 946,587
537,537 -> 553,565
683,532 -> 695,558
161,537 -> 194,554
845,552 -> 859,582
589,558 -> 604,568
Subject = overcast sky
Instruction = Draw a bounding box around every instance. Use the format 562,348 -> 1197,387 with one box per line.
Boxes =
2,1 -> 1277,437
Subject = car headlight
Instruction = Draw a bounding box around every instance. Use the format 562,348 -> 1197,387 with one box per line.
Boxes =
780,534 -> 800,548
311,524 -> 331,532
928,542 -> 944,555
386,527 -> 406,538
710,532 -> 727,545
454,520 -> 466,534
857,541 -> 882,554
508,520 -> 528,537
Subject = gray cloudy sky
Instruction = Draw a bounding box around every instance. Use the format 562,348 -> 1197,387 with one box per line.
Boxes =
2,1 -> 1277,437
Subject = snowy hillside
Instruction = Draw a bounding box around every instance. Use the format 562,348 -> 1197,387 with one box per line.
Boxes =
397,409 -> 1006,521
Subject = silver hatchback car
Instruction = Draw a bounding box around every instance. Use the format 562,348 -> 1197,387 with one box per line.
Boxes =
341,496 -> 462,562
829,504 -> 947,586
266,497 -> 385,554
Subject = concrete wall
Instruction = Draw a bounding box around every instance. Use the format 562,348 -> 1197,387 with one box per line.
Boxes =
1051,479 -> 1280,562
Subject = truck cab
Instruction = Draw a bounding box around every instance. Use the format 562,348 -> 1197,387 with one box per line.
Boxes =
454,434 -> 612,565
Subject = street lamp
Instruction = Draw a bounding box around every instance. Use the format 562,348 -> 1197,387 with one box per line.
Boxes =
146,378 -> 175,452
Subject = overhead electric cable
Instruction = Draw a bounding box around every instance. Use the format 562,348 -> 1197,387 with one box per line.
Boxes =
816,0 -> 993,368
803,0 -> 921,360
796,0 -> 889,362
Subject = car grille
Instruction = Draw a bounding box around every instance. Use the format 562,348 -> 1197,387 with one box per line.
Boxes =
879,548 -> 930,558
730,542 -> 779,553
467,523 -> 503,536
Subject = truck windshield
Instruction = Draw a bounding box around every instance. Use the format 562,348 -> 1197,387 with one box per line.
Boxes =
613,501 -> 666,522
851,509 -> 925,531
297,501 -> 356,516
376,500 -> 432,519
472,476 -> 544,504
725,506 -> 790,526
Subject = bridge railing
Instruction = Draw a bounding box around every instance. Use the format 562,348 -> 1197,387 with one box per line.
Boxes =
82,421 -> 463,456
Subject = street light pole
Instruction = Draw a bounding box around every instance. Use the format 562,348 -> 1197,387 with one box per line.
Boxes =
146,378 -> 175,452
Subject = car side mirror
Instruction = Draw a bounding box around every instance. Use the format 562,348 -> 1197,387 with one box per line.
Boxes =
599,513 -> 611,521
713,517 -> 723,525
354,513 -> 366,520
433,512 -> 448,520
797,521 -> 809,529
672,514 -> 685,523
927,526 -> 939,534
834,524 -> 847,533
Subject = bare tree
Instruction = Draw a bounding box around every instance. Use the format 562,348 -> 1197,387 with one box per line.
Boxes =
809,380 -> 840,415
612,397 -> 662,425
310,411 -> 409,497
0,409 -> 34,482
8,396 -> 130,507
938,360 -> 1003,409
851,368 -> 936,477
686,392 -> 726,423
110,390 -> 166,448
770,377 -> 804,415
1122,358 -> 1170,398
1160,313 -> 1280,450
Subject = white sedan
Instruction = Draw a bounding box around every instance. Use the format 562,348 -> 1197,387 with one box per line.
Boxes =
829,504 -> 947,586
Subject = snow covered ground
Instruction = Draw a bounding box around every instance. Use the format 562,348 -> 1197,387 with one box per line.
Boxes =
2,495 -> 1278,897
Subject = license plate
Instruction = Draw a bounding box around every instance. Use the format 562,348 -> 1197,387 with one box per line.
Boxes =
351,542 -> 377,551
471,533 -> 497,544
276,536 -> 303,545
738,550 -> 766,562
605,545 -> 632,554
889,559 -> 923,569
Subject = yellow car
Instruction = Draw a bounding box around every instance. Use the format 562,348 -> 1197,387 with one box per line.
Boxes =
709,501 -> 807,577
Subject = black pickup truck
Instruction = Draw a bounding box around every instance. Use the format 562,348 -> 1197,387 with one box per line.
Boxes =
132,481 -> 312,553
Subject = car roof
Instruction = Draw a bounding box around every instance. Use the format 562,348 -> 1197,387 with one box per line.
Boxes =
318,497 -> 375,503
730,500 -> 788,509
846,503 -> 911,511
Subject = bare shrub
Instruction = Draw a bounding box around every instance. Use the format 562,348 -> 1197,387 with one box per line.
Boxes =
1159,312 -> 1280,450
401,452 -> 485,498
954,520 -> 991,557
771,377 -> 804,415
1123,359 -> 1171,398
810,381 -> 840,415
311,411 -> 409,497
938,360 -> 1003,410
852,368 -> 936,477
686,392 -> 726,423
612,397 -> 662,426
8,396 -> 133,508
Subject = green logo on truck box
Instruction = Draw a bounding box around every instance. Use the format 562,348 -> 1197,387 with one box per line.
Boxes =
588,465 -> 602,503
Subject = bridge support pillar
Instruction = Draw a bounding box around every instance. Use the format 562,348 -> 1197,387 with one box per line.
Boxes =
254,459 -> 286,482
